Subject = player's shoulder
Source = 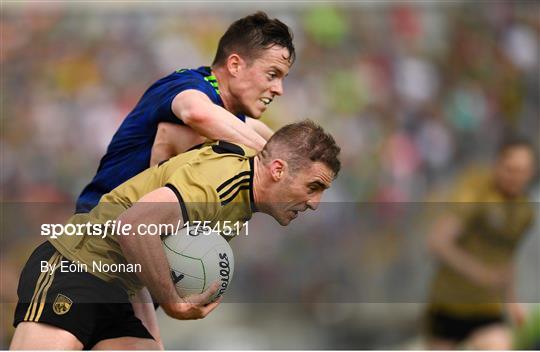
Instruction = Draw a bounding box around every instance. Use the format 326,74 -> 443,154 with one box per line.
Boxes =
188,140 -> 255,159
209,140 -> 255,158
148,66 -> 209,88
193,141 -> 255,187
451,166 -> 493,202
196,141 -> 255,172
172,66 -> 212,80
162,140 -> 253,170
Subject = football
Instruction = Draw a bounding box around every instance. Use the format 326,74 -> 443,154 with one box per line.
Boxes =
162,225 -> 234,301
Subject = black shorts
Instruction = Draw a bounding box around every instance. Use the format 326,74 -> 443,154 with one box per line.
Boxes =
13,241 -> 154,349
426,309 -> 504,342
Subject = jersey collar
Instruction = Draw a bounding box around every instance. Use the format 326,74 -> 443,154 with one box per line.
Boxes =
196,66 -> 247,122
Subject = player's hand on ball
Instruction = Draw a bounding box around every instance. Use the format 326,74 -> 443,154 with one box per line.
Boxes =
183,281 -> 222,305
162,282 -> 222,320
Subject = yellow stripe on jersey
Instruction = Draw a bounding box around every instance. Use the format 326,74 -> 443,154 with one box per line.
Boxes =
25,253 -> 60,321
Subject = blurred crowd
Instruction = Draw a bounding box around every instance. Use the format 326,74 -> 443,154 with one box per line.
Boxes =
1,1 -> 539,349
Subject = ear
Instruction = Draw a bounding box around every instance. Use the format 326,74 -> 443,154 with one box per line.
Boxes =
269,159 -> 287,182
226,54 -> 244,77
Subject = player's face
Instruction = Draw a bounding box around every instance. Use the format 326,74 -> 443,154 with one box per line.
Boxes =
272,162 -> 334,226
494,147 -> 535,197
231,46 -> 291,118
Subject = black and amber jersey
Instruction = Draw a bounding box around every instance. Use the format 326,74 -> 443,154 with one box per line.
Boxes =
49,141 -> 256,294
428,170 -> 534,316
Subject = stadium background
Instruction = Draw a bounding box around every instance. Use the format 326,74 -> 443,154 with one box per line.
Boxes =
1,1 -> 539,349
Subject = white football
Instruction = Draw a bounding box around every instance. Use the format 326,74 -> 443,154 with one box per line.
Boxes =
162,225 -> 234,301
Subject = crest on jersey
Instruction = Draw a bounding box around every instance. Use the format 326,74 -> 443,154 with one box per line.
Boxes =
53,294 -> 73,315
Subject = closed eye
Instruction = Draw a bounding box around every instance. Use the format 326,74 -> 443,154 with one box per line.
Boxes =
307,184 -> 322,193
308,181 -> 328,193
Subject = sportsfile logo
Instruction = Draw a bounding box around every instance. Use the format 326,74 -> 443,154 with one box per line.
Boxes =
41,220 -> 248,239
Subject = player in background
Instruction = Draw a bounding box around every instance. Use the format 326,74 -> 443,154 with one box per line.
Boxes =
425,139 -> 537,349
10,120 -> 341,350
76,11 -> 295,214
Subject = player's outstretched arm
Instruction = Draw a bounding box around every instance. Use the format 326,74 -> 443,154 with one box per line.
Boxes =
172,89 -> 266,151
150,117 -> 273,167
116,187 -> 220,320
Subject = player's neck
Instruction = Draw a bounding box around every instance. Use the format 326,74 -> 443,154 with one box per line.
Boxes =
211,67 -> 237,114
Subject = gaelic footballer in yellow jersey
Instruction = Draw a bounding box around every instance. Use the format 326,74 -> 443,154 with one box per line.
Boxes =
428,169 -> 534,315
426,139 -> 537,349
50,140 -> 257,294
11,120 -> 341,350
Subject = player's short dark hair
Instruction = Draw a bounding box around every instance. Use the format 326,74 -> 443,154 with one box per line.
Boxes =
497,137 -> 536,158
212,12 -> 295,67
261,120 -> 341,177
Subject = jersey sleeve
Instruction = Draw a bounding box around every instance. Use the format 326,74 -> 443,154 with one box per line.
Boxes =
153,71 -> 220,125
164,164 -> 221,223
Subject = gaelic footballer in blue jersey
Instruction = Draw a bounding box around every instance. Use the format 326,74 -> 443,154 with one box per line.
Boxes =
76,67 -> 241,213
76,12 -> 295,213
